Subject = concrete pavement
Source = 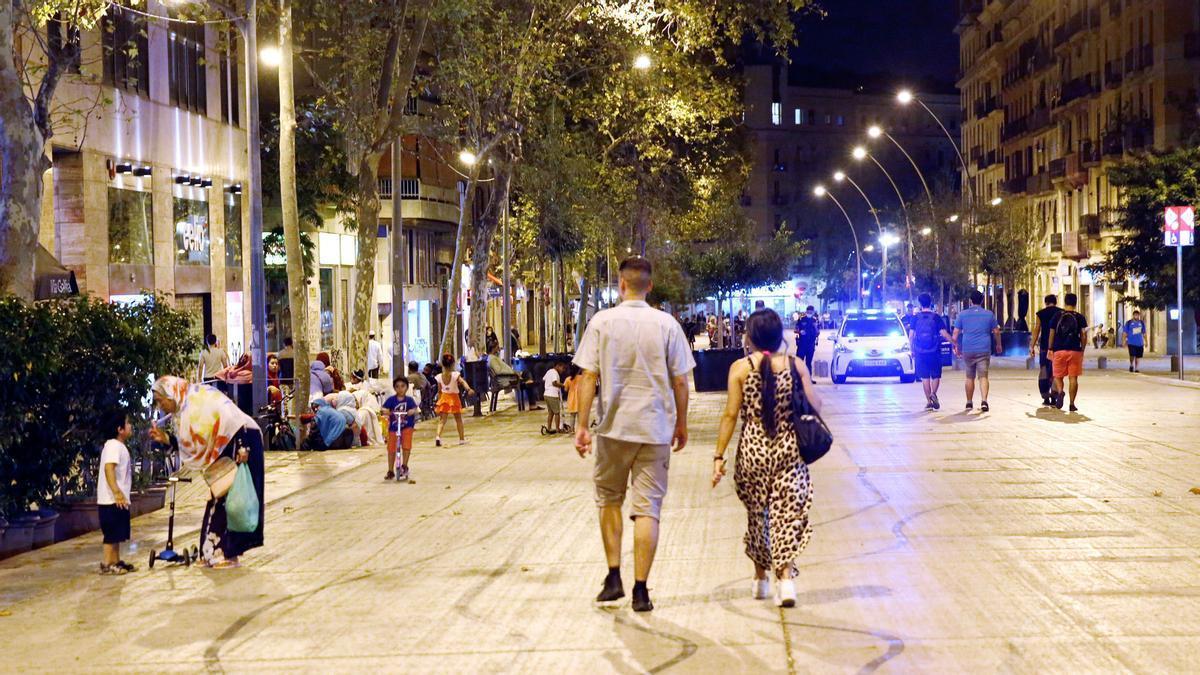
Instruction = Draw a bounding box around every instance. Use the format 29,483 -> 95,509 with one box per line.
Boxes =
2,366 -> 1200,672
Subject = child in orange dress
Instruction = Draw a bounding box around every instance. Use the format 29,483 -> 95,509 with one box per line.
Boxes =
434,352 -> 476,447
563,365 -> 580,432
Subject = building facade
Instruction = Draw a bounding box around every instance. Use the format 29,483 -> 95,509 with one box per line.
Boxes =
742,62 -> 959,314
958,0 -> 1200,351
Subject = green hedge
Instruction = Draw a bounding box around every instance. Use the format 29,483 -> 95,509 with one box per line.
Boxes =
0,295 -> 195,517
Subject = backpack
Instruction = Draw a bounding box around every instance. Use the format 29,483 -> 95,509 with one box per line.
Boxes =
912,311 -> 941,354
1055,312 -> 1082,349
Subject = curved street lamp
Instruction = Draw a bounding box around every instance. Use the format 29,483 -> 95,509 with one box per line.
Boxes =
896,89 -> 975,208
854,145 -> 914,301
814,185 -> 864,308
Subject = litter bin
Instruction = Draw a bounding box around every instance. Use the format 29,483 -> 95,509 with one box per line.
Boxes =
693,348 -> 744,392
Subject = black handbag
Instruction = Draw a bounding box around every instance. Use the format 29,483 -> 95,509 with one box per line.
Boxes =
789,359 -> 833,464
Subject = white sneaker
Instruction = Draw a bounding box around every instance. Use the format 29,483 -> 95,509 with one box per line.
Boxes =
775,579 -> 796,608
458,439 -> 468,446
753,578 -> 770,600
396,467 -> 409,482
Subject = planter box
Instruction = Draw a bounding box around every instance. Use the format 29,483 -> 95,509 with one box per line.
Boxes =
0,515 -> 37,560
693,348 -> 745,392
31,510 -> 60,549
131,486 -> 168,518
54,498 -> 101,542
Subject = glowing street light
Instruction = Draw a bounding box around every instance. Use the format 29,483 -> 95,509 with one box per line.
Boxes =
948,213 -> 960,223
259,45 -> 281,67
879,232 -> 901,248
812,184 -> 864,307
896,89 -> 914,105
633,54 -> 652,70
833,170 -> 846,182
813,185 -> 827,197
852,146 -> 868,161
458,149 -> 478,166
990,197 -> 1003,206
920,227 -> 933,236
864,244 -> 875,252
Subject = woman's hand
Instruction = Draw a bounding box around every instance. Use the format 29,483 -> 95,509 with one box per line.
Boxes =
149,426 -> 169,445
711,457 -> 726,488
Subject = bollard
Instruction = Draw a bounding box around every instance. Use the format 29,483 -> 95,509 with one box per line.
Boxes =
1171,354 -> 1181,372
1097,356 -> 1107,370
813,360 -> 830,378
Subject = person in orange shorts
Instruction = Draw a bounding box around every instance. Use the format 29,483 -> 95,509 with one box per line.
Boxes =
382,377 -> 419,482
1047,293 -> 1089,412
433,352 -> 476,447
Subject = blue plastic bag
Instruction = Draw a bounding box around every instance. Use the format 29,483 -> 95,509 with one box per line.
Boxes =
225,464 -> 260,533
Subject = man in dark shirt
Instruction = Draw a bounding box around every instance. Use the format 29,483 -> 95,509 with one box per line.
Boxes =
1029,294 -> 1063,406
794,305 -> 820,372
1047,293 -> 1088,412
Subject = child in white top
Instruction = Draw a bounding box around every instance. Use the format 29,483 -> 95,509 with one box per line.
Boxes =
97,412 -> 135,575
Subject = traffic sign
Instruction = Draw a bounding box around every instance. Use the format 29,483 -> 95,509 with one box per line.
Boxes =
1163,206 -> 1195,246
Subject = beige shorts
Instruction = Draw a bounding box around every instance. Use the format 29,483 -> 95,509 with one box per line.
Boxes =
593,436 -> 671,521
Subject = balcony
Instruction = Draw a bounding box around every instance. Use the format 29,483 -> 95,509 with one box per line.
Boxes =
378,178 -> 423,200
1001,115 -> 1029,141
1082,214 -> 1102,237
1055,76 -> 1098,108
1050,232 -> 1063,252
1061,231 -> 1089,259
1004,175 -> 1028,194
1028,172 -> 1052,194
1049,157 -> 1068,179
974,96 -> 1000,118
1104,61 -> 1123,88
1102,132 -> 1124,156
1028,107 -> 1051,132
1126,123 -> 1152,151
1081,140 -> 1101,165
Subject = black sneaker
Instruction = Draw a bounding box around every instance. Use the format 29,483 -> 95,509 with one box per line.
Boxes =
965,402 -> 973,411
596,574 -> 625,603
632,586 -> 654,612
116,560 -> 136,572
931,395 -> 940,410
1129,366 -> 1134,373
924,399 -> 935,411
1041,396 -> 1051,406
1069,404 -> 1078,413
980,401 -> 989,413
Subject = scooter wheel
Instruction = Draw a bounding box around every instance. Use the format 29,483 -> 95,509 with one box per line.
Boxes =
540,426 -> 548,435
183,551 -> 192,567
191,545 -> 199,560
148,550 -> 157,569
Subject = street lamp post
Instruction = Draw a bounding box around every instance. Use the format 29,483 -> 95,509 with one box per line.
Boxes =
390,142 -> 405,377
878,232 -> 900,306
854,146 -> 913,302
896,89 -> 975,208
814,185 -> 864,308
833,170 -> 885,302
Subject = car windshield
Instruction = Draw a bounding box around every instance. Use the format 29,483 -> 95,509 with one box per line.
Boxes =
840,318 -> 904,338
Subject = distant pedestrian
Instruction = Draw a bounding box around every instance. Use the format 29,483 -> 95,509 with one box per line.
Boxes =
1123,310 -> 1146,372
200,334 -> 230,387
542,362 -> 566,433
1047,293 -> 1088,412
900,303 -> 917,333
367,332 -> 384,379
712,309 -> 820,608
794,305 -> 820,372
97,412 -> 134,575
574,257 -> 694,613
406,361 -> 429,406
485,326 -> 500,356
754,300 -> 766,311
1030,294 -> 1063,406
383,376 -> 419,482
909,293 -> 956,411
952,290 -> 1001,412
434,352 -> 475,447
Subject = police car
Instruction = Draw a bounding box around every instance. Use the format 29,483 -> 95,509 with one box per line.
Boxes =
829,309 -> 916,384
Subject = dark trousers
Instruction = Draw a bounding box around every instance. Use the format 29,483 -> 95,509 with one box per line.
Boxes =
797,344 -> 815,372
200,427 -> 265,562
1037,352 -> 1052,397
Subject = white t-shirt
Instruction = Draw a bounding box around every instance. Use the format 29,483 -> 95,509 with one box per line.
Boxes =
97,439 -> 132,506
542,369 -> 562,399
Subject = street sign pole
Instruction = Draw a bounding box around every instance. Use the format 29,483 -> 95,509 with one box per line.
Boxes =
1164,206 -> 1193,380
1178,243 -> 1185,381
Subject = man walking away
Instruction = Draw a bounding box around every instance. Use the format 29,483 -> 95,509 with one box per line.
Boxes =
1123,310 -> 1146,373
952,290 -> 1001,412
1047,293 -> 1088,412
909,293 -> 955,411
200,335 -> 231,392
574,257 -> 695,613
794,305 -> 820,372
1030,295 -> 1063,406
367,332 -> 384,379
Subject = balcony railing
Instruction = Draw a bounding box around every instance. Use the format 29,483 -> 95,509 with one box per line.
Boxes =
1001,115 -> 1029,141
1028,107 -> 1051,132
378,178 -> 422,200
1049,157 -> 1068,179
974,96 -> 1000,118
1005,175 -> 1028,194
1062,231 -> 1089,259
1028,173 -> 1051,194
1055,76 -> 1098,108
1082,214 -> 1102,237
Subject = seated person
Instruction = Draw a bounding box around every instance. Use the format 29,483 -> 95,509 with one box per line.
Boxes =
328,391 -> 362,446
486,344 -> 538,409
302,399 -> 354,451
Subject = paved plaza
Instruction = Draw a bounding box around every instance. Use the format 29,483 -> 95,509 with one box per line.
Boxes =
2,366 -> 1200,673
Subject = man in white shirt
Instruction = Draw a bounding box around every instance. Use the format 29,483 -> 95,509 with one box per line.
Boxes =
574,257 -> 695,613
367,332 -> 385,379
199,334 -> 230,382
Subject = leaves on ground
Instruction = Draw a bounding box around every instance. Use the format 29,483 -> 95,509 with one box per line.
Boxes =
1153,490 -> 1163,497
1189,487 -> 1200,495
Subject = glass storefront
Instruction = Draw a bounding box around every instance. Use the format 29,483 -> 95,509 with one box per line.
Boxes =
174,197 -> 210,265
108,187 -> 154,264
319,267 -> 334,349
224,192 -> 242,268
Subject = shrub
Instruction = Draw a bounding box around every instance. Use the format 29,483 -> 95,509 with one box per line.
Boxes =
0,295 -> 194,516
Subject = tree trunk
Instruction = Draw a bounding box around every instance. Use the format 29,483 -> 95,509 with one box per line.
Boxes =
350,155 -> 382,374
574,274 -> 590,348
0,1 -> 46,300
715,293 -> 725,348
279,0 -> 310,420
466,168 -> 510,360
438,176 -> 478,358
538,261 -> 547,355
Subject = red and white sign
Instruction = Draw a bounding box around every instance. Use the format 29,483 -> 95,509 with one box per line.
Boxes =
1164,206 -> 1195,246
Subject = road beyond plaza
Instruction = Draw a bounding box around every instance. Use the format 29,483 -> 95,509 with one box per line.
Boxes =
2,366 -> 1199,673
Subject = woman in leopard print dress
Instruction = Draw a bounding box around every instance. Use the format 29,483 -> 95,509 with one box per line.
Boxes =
713,309 -> 821,607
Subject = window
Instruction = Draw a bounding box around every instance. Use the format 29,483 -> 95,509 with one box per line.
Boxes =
836,115 -> 845,126
794,108 -> 804,125
319,268 -> 334,348
108,187 -> 153,264
219,30 -> 240,125
169,19 -> 207,113
102,6 -> 149,96
771,102 -> 782,125
824,114 -> 832,125
48,13 -> 81,74
405,229 -> 437,286
173,198 -> 210,265
224,192 -> 242,268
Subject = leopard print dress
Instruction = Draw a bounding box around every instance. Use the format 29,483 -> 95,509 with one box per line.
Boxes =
733,356 -> 814,573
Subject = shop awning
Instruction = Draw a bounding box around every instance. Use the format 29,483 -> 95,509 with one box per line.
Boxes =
34,245 -> 79,300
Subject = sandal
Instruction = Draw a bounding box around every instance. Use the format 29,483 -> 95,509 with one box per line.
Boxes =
211,559 -> 241,570
99,564 -> 128,576
116,560 -> 137,572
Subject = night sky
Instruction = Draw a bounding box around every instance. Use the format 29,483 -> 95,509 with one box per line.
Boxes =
790,0 -> 960,90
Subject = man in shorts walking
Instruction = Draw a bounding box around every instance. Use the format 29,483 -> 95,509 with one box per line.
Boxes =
574,257 -> 695,613
1030,294 -> 1063,406
952,290 -> 1002,412
1047,293 -> 1088,412
1122,310 -> 1146,373
909,293 -> 956,411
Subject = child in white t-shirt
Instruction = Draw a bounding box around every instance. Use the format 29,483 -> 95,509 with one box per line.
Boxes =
542,363 -> 566,433
97,412 -> 135,575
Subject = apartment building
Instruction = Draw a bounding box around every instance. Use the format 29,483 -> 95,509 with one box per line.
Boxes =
743,61 -> 959,312
958,0 -> 1200,351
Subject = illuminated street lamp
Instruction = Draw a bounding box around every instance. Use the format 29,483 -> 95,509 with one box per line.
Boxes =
878,231 -> 900,299
259,45 -> 281,67
990,196 -> 1003,206
853,144 -> 913,300
459,149 -> 478,166
896,89 -> 975,208
832,170 -> 883,237
633,53 -> 652,70
948,213 -> 960,223
920,226 -> 933,236
813,184 -> 864,307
